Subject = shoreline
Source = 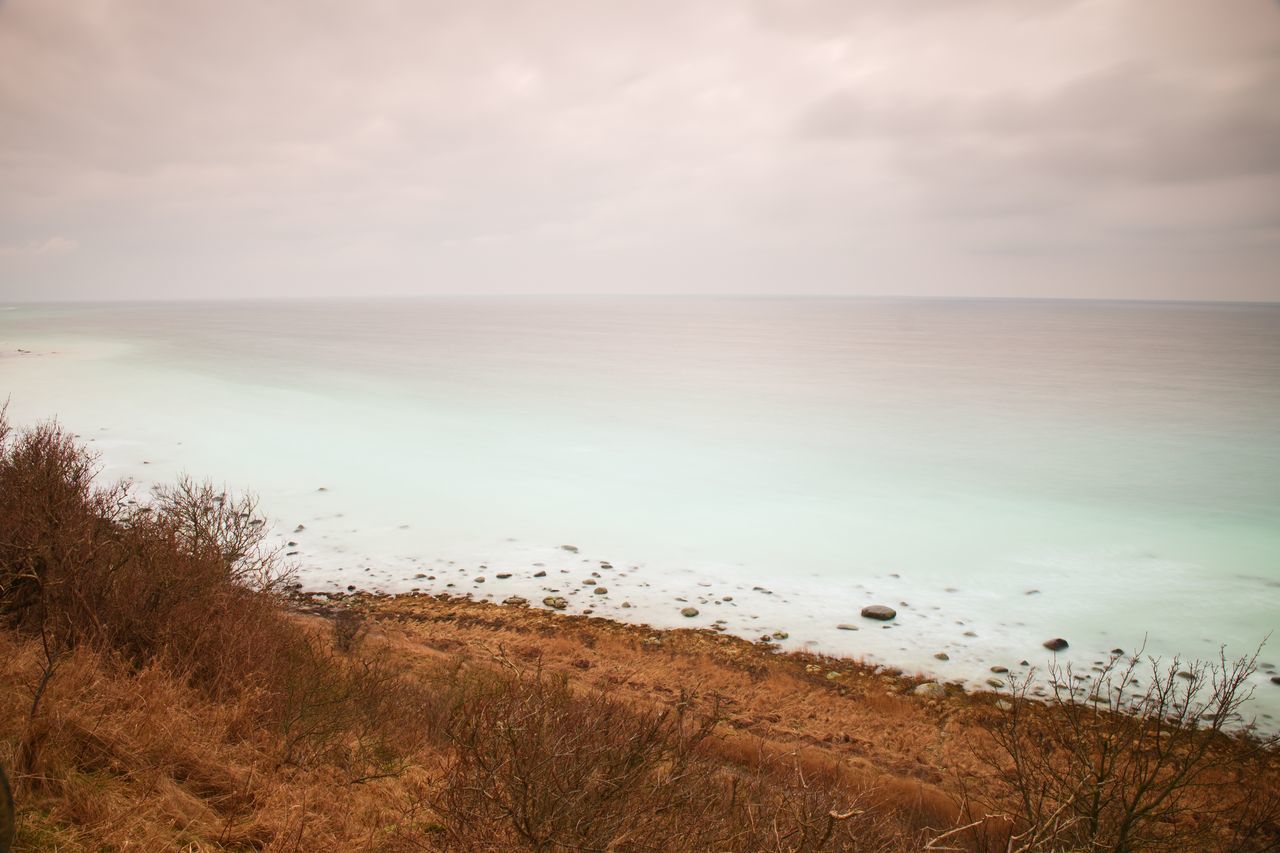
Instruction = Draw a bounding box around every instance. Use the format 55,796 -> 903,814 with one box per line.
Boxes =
299,587 -> 1280,736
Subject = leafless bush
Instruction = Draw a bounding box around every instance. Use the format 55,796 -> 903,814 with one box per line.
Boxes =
331,608 -> 370,654
977,645 -> 1280,851
417,659 -> 910,851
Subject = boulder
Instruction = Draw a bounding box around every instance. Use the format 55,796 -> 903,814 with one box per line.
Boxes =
861,604 -> 897,621
542,596 -> 568,610
593,587 -> 608,595
934,652 -> 949,661
681,607 -> 699,618
1043,638 -> 1069,652
914,682 -> 946,700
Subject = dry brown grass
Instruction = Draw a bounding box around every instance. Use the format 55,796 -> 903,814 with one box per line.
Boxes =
0,410 -> 1276,851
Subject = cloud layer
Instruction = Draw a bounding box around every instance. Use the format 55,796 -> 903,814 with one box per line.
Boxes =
1,0 -> 1277,300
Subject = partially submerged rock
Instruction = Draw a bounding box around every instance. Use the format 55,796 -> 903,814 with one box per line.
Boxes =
542,596 -> 568,610
861,604 -> 897,621
1043,638 -> 1069,652
681,607 -> 699,618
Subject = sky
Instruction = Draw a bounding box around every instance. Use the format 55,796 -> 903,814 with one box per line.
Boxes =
1,0 -> 1278,302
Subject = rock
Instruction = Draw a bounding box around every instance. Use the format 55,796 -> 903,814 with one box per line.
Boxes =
934,652 -> 950,661
561,545 -> 579,553
496,572 -> 512,579
771,631 -> 789,640
681,607 -> 699,618
986,678 -> 1005,689
287,540 -> 298,546
293,524 -> 306,533
1111,648 -> 1125,655
1024,589 -> 1040,595
414,573 -> 427,579
542,596 -> 568,610
1270,676 -> 1280,685
1043,638 -> 1069,651
600,561 -> 612,569
582,578 -> 597,585
722,595 -> 733,601
836,624 -> 859,631
990,665 -> 1008,674
533,570 -> 547,577
594,587 -> 608,595
474,576 -> 485,583
861,604 -> 897,621
914,682 -> 946,700
346,585 -> 356,592
621,601 -> 631,608
503,596 -> 528,606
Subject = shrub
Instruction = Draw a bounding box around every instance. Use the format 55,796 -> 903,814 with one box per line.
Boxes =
977,646 -> 1280,851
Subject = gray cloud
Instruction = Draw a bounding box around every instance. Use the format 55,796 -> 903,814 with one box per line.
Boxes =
1,0 -> 1278,302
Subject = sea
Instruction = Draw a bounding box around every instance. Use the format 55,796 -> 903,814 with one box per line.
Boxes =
3,297 -> 1278,721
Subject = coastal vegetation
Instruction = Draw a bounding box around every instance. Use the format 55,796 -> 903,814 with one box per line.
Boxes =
0,410 -> 1276,850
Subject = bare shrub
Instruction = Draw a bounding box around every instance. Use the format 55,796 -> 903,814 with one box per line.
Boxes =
331,608 -> 369,654
418,659 -> 912,851
977,646 -> 1280,851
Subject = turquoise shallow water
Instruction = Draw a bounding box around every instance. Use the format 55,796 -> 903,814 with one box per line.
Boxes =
3,297 -> 1279,719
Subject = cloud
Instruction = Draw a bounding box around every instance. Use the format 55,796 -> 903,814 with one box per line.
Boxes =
0,0 -> 1277,301
0,236 -> 79,258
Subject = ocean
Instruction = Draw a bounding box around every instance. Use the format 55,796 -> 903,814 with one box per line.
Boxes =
3,297 -> 1278,720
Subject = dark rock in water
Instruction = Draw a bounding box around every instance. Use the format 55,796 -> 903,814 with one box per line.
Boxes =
495,572 -> 512,579
543,596 -> 568,610
414,573 -> 427,579
861,604 -> 897,621
294,524 -> 306,533
600,561 -> 613,569
986,678 -> 1005,689
990,665 -> 1008,674
934,652 -> 949,660
681,607 -> 699,617
1111,648 -> 1126,656
621,601 -> 632,608
963,630 -> 978,637
594,587 -> 608,595
1270,676 -> 1280,685
346,585 -> 356,592
287,540 -> 298,547
1024,589 -> 1040,595
474,576 -> 485,583
772,631 -> 789,640
533,570 -> 547,578
1043,638 -> 1069,652
583,578 -> 597,585
503,596 -> 528,606
317,487 -> 328,492
1020,660 -> 1030,666
561,545 -> 579,553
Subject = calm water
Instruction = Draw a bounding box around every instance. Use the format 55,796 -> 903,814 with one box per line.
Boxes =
3,298 -> 1279,716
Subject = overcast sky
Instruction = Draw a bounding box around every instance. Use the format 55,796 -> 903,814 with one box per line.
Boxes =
2,0 -> 1278,301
